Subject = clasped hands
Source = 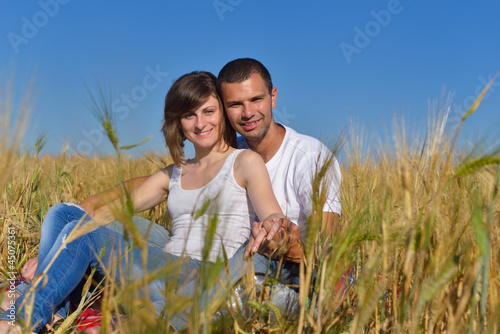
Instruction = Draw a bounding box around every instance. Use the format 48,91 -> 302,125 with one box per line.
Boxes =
244,214 -> 302,262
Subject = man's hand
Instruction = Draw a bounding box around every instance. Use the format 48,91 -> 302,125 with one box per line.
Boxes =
245,214 -> 283,255
245,215 -> 303,263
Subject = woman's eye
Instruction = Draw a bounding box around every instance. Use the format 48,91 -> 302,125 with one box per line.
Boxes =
184,113 -> 195,119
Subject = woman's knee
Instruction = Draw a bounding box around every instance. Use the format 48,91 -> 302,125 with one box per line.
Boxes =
59,220 -> 82,237
41,203 -> 85,234
41,203 -> 70,237
44,202 -> 69,220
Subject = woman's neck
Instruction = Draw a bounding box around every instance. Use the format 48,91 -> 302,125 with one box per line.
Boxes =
190,142 -> 233,166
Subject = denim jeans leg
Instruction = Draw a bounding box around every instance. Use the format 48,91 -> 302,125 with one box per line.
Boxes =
92,225 -> 200,319
0,203 -> 181,332
38,206 -> 171,319
4,218 -> 130,333
168,242 -> 299,331
38,203 -> 88,265
169,242 -> 264,330
36,203 -> 88,320
143,251 -> 201,316
105,216 -> 171,250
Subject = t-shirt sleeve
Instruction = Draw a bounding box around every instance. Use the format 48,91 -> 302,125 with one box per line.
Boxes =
295,146 -> 342,217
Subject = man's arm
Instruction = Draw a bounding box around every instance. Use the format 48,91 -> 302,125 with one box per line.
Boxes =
79,175 -> 150,217
322,211 -> 340,240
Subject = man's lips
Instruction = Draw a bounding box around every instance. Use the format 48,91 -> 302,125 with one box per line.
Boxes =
240,119 -> 261,131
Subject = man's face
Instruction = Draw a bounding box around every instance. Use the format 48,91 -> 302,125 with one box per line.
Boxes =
220,73 -> 277,143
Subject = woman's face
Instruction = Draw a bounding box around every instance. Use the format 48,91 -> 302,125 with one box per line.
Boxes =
180,95 -> 223,150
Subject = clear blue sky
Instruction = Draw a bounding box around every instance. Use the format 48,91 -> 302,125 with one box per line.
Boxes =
1,1 -> 500,158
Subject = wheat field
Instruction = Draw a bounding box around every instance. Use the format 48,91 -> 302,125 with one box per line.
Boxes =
1,80 -> 500,333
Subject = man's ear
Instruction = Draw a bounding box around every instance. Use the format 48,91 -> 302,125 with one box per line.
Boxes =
271,87 -> 277,109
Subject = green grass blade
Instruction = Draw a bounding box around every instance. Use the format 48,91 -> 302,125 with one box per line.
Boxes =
462,73 -> 499,121
455,155 -> 500,177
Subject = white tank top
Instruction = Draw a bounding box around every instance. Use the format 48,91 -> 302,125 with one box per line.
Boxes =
164,149 -> 255,262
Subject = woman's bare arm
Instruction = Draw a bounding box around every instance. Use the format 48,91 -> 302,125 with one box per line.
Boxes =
79,175 -> 151,217
91,166 -> 172,224
234,150 -> 303,263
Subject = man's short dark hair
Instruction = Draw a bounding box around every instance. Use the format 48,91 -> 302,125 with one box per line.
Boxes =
217,58 -> 273,94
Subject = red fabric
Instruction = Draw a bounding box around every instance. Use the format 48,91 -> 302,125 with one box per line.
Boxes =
75,308 -> 123,330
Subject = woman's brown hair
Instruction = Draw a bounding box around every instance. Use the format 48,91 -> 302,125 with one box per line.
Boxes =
161,71 -> 237,166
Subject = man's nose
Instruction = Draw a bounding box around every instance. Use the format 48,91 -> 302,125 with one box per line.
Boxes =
241,103 -> 254,119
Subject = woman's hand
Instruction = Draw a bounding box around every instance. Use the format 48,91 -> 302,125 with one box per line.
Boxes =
245,215 -> 303,263
245,214 -> 282,254
21,257 -> 38,284
79,198 -> 96,218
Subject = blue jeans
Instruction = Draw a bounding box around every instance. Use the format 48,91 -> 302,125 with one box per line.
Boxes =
0,203 -> 195,333
100,213 -> 299,331
7,204 -> 175,318
169,241 -> 300,330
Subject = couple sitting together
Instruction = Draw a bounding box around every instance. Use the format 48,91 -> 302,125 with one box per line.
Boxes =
0,58 -> 341,333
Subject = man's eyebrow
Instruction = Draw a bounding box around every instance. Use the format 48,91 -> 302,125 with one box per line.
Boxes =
251,93 -> 267,100
225,93 -> 267,104
224,99 -> 241,105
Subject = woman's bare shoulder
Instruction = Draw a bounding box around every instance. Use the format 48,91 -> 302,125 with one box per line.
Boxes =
153,164 -> 175,186
235,149 -> 264,165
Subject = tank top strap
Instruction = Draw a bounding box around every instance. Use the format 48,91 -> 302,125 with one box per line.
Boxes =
215,149 -> 242,179
169,164 -> 182,191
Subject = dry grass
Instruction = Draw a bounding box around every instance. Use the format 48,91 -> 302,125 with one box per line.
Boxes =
1,80 -> 500,333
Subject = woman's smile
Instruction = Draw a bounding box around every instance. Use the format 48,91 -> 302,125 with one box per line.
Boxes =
181,95 -> 222,150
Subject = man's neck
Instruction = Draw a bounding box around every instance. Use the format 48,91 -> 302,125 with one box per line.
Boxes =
246,122 -> 286,163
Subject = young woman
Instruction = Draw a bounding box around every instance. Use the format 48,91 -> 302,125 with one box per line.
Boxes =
0,71 -> 284,333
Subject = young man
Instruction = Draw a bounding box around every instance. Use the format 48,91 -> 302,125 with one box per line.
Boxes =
216,58 -> 341,260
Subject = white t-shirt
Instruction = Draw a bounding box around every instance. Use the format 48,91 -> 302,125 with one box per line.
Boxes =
238,124 -> 341,242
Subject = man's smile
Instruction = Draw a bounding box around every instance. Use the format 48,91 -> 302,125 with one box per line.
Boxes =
240,119 -> 261,131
